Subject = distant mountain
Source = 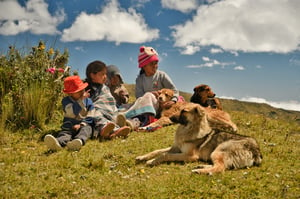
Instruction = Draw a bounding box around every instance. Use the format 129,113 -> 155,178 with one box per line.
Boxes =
124,84 -> 300,124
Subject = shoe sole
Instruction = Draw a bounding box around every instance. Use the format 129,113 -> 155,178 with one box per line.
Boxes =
44,135 -> 62,151
100,123 -> 115,138
116,114 -> 126,127
110,126 -> 130,138
66,139 -> 82,151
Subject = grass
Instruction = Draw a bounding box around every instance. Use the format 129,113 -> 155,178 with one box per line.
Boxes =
0,111 -> 299,198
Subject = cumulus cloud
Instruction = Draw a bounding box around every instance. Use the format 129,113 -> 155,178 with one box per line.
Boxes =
161,0 -> 198,13
234,65 -> 245,70
186,56 -> 235,68
221,96 -> 300,112
0,0 -> 65,35
171,0 -> 300,54
61,0 -> 159,44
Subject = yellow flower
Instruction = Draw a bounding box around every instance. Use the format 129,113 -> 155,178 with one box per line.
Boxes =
48,48 -> 54,55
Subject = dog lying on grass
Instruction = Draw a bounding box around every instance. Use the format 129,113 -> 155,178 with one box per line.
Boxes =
190,84 -> 222,110
139,88 -> 237,132
136,103 -> 262,175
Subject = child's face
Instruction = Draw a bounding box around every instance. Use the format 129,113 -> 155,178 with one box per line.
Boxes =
90,69 -> 107,84
110,75 -> 121,86
143,61 -> 158,76
69,89 -> 85,100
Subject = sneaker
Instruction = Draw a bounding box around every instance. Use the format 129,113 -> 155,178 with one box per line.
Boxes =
116,113 -> 126,127
110,126 -> 130,139
66,139 -> 83,151
44,134 -> 62,151
126,118 -> 141,131
100,122 -> 115,138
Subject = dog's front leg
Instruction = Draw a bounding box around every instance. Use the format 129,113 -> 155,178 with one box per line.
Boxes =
146,153 -> 199,166
136,147 -> 171,162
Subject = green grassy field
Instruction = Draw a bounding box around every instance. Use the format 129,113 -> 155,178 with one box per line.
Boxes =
1,110 -> 299,198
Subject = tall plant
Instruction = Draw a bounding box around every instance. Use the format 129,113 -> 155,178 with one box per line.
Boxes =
0,41 -> 71,131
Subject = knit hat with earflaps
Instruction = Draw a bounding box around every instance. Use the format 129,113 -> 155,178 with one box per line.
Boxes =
107,65 -> 124,84
138,46 -> 159,68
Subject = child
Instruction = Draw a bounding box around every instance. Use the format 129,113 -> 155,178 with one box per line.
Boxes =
121,46 -> 181,129
106,65 -> 130,108
85,60 -> 130,139
44,75 -> 95,151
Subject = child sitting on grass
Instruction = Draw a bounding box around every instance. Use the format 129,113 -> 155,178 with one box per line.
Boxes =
85,60 -> 131,139
44,75 -> 95,151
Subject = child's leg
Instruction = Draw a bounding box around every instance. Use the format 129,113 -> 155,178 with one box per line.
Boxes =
56,131 -> 72,147
74,125 -> 92,145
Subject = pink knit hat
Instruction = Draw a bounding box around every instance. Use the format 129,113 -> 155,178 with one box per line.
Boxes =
138,46 -> 159,68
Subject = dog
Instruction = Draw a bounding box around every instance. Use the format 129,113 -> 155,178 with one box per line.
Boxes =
191,84 -> 222,110
136,103 -> 262,174
139,88 -> 237,132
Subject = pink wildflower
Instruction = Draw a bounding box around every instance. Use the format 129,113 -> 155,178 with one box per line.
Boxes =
58,68 -> 64,73
46,68 -> 56,74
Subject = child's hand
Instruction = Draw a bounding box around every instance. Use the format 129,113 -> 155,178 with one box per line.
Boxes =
72,124 -> 81,131
162,101 -> 175,109
151,91 -> 159,98
83,89 -> 90,99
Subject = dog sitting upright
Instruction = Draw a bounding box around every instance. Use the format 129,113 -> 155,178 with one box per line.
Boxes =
191,84 -> 222,110
136,103 -> 262,175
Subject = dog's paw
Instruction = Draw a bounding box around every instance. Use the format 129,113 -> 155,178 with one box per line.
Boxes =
146,159 -> 159,166
191,169 -> 213,175
192,164 -> 212,169
135,155 -> 147,162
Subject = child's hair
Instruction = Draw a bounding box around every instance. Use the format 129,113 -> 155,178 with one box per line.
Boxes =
86,60 -> 106,82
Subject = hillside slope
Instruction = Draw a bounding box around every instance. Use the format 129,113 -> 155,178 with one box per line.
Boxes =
125,84 -> 300,123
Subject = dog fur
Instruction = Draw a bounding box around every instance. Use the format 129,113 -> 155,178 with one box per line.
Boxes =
141,88 -> 237,132
136,103 -> 262,174
191,84 -> 222,110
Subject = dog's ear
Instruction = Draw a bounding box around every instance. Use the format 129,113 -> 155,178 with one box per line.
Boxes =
168,89 -> 174,97
194,104 -> 205,116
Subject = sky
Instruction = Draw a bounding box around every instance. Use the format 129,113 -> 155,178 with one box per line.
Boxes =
0,0 -> 300,111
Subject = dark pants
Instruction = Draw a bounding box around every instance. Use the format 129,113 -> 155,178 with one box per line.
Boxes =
57,125 -> 92,147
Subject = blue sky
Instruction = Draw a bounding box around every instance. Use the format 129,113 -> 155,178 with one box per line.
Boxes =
1,0 -> 300,111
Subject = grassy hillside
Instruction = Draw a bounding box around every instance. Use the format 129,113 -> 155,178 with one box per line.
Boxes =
125,84 -> 300,123
0,84 -> 299,198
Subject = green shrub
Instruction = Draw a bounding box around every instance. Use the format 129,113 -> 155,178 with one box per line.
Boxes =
0,41 -> 70,131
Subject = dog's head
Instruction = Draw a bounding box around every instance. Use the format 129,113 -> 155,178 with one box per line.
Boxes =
157,88 -> 174,103
170,103 -> 206,126
190,84 -> 216,105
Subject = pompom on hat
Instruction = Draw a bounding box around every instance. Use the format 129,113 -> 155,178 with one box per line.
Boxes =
63,76 -> 88,94
138,46 -> 159,68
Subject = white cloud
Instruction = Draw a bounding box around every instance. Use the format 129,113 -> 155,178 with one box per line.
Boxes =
0,0 -> 65,35
210,48 -> 223,54
186,57 -> 234,68
61,0 -> 159,44
241,97 -> 300,112
234,65 -> 245,70
161,0 -> 198,13
180,45 -> 200,55
221,96 -> 300,112
171,0 -> 300,54
202,56 -> 210,62
289,58 -> 300,66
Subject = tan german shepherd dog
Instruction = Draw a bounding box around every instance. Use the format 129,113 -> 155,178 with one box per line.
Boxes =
136,103 -> 262,174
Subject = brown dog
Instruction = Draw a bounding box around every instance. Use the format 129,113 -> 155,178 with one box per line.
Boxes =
140,88 -> 237,132
191,84 -> 222,110
136,103 -> 262,175
139,88 -> 187,131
